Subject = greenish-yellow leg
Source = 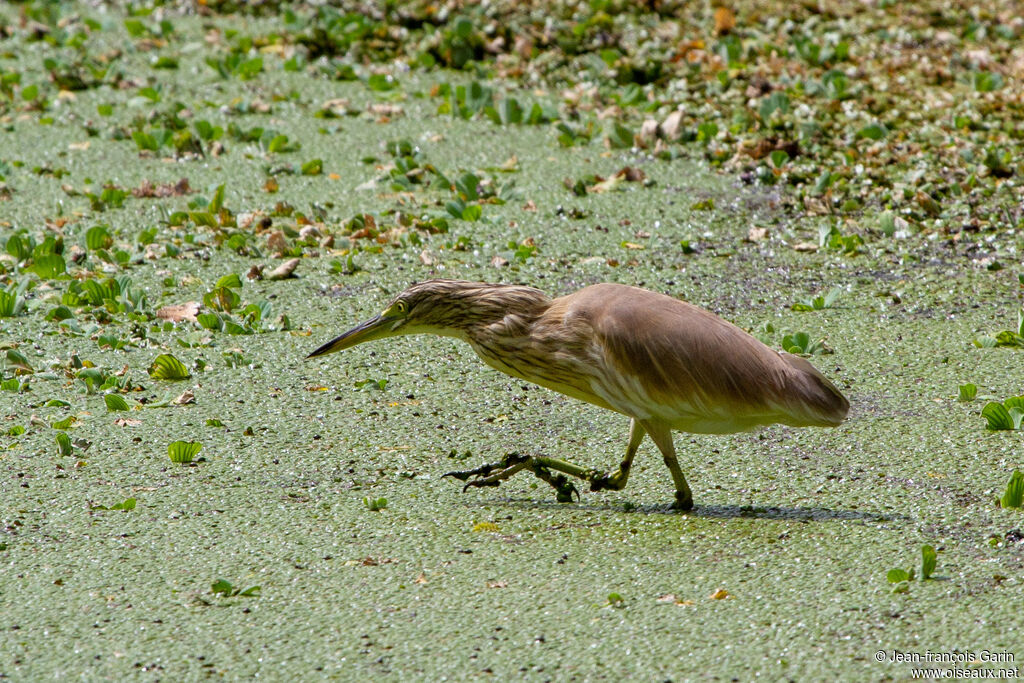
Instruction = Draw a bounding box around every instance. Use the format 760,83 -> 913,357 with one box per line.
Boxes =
590,418 -> 646,492
641,419 -> 694,511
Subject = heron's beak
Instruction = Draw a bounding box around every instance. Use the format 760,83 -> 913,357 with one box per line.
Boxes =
306,314 -> 400,358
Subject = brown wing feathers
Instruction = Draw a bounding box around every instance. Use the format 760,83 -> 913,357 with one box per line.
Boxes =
570,284 -> 847,429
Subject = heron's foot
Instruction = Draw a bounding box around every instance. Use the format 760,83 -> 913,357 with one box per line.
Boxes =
589,472 -> 612,492
589,470 -> 628,492
443,453 -> 589,503
442,452 -> 531,493
530,464 -> 580,503
670,491 -> 694,512
442,452 -> 529,482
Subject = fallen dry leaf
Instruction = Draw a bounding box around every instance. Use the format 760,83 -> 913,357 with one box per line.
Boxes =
298,225 -> 321,240
267,257 -> 300,280
132,178 -> 192,198
266,230 -> 288,254
172,390 -> 195,406
792,242 -> 819,252
486,580 -> 508,589
661,110 -> 684,140
589,174 -> 623,193
114,418 -> 142,427
156,302 -> 199,323
714,7 -> 736,35
709,588 -> 731,600
639,119 -> 659,144
320,98 -> 351,117
368,103 -> 404,118
246,264 -> 264,281
617,166 -> 646,182
746,227 -> 769,242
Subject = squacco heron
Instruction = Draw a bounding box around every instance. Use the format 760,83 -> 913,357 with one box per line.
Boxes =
308,280 -> 848,510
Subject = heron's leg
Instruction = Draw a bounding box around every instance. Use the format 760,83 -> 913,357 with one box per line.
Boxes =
640,420 -> 693,511
590,418 -> 646,492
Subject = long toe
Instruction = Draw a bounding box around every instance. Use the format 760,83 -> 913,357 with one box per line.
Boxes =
553,475 -> 580,503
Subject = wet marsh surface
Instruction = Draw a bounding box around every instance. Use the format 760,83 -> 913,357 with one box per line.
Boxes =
1,2 -> 1023,680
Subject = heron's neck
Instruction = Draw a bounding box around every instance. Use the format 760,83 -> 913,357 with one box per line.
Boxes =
460,286 -> 551,343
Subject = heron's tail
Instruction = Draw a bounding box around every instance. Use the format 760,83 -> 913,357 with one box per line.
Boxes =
780,353 -> 849,427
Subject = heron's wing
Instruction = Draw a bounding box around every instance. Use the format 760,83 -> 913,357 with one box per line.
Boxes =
572,285 -> 845,431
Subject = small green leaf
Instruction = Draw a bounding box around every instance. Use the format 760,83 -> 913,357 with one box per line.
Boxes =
267,134 -> 289,154
148,353 -> 191,380
5,349 -> 34,374
856,123 -> 888,141
920,545 -> 936,580
982,402 -> 1014,431
56,431 -> 73,456
957,383 -> 977,402
104,394 -> 130,412
197,313 -> 223,331
999,470 -> 1024,509
606,592 -> 625,608
32,254 -> 67,279
214,273 -> 242,289
51,416 -> 76,430
886,568 -> 910,584
971,71 -> 1004,93
211,579 -> 234,595
759,92 -> 790,120
461,204 -> 482,221
696,121 -> 718,143
607,123 -> 634,149
301,158 -> 323,176
363,496 -> 388,511
109,497 -> 137,511
168,440 -> 202,464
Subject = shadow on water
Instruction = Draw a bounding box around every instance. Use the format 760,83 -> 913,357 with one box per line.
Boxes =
466,497 -> 905,523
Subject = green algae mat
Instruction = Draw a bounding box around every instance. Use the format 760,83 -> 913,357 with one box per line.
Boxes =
2,2 -> 1023,680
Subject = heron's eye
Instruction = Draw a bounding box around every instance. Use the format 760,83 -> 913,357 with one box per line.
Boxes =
394,300 -> 408,314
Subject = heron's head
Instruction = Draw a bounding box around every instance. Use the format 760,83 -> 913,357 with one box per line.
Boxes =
306,279 -> 549,358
